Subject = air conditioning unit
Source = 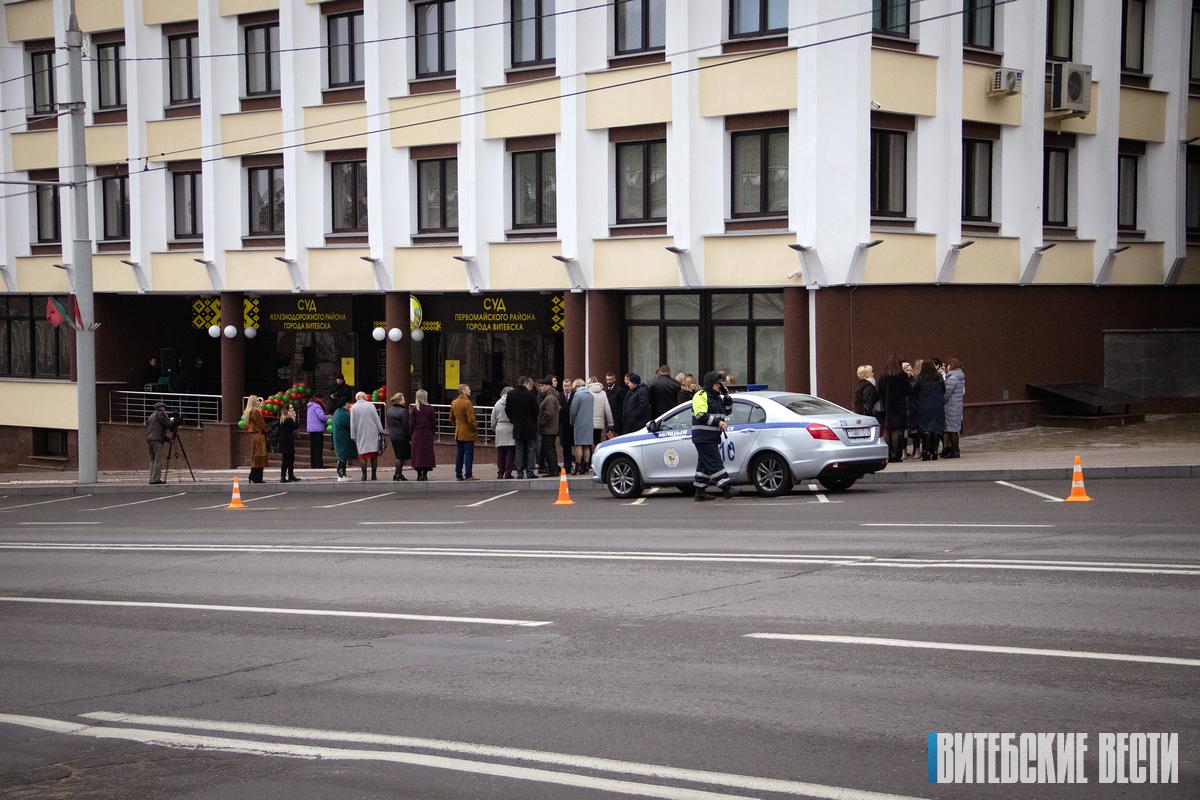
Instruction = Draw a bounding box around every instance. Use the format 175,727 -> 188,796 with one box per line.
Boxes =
988,68 -> 1023,96
1050,62 -> 1092,114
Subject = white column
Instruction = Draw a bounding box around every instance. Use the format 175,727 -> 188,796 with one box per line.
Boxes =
281,0 -> 320,285
126,0 -> 165,288
1147,0 -> 1189,280
365,0 -> 407,271
1000,0 -> 1047,270
1075,0 -> 1122,278
0,7 -> 29,287
197,0 -> 239,286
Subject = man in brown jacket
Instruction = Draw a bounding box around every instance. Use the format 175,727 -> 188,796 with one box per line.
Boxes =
536,378 -> 561,476
450,383 -> 478,481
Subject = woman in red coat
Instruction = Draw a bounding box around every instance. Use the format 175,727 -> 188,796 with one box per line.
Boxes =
408,389 -> 437,481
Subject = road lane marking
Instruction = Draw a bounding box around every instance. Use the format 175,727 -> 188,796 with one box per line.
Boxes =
0,597 -> 551,627
358,521 -> 466,525
315,492 -> 394,509
456,490 -> 519,508
647,487 -> 661,495
627,498 -> 647,506
861,523 -> 1055,529
994,480 -> 1064,503
815,493 -> 830,504
75,712 -> 929,800
194,491 -> 287,510
85,494 -> 187,511
744,633 -> 1200,667
18,522 -> 101,526
0,495 -> 92,512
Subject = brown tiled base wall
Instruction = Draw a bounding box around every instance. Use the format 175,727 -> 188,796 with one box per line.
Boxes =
0,426 -> 78,472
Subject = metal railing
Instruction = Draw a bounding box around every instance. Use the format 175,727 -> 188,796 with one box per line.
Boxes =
109,390 -> 221,426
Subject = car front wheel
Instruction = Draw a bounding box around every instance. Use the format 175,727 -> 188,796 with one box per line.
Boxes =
605,456 -> 643,499
751,452 -> 793,497
818,476 -> 857,493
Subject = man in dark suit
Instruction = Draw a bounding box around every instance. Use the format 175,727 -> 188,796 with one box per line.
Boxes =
647,364 -> 682,418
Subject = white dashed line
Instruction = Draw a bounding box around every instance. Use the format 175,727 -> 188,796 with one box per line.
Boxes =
456,490 -> 519,508
994,480 -> 1065,503
85,494 -> 187,511
314,493 -> 395,509
0,495 -> 92,512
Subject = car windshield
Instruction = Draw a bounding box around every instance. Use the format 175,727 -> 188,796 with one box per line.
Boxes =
771,394 -> 851,416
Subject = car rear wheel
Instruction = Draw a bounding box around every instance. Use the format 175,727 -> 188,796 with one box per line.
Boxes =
751,452 -> 793,497
605,456 -> 643,499
818,476 -> 857,493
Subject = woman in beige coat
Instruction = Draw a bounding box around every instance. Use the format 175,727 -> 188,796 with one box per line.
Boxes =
242,395 -> 269,483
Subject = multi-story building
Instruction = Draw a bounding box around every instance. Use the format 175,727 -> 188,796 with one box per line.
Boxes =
0,0 -> 1197,470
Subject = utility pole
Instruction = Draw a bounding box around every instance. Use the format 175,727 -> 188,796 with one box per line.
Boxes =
65,0 -> 97,484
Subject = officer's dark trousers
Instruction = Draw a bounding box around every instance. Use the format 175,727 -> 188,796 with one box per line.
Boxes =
693,439 -> 730,491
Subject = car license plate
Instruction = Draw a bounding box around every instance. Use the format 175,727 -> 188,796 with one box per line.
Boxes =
846,427 -> 871,439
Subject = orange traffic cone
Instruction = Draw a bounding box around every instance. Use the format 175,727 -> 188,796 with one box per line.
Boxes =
553,468 -> 574,506
226,476 -> 247,510
1063,455 -> 1093,502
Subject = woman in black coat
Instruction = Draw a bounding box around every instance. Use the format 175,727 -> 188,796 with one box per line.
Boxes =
278,405 -> 299,483
912,360 -> 947,460
876,356 -> 910,463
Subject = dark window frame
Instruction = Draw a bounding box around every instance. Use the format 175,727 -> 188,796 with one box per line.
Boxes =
0,295 -> 74,379
243,23 -> 280,97
327,10 -> 365,88
330,159 -> 368,232
615,0 -> 665,54
1047,0 -> 1074,62
729,0 -> 787,40
415,0 -> 456,78
962,0 -> 995,50
510,0 -> 555,67
247,165 -> 285,236
1187,146 -> 1200,236
870,128 -> 908,218
1121,0 -> 1146,73
961,138 -> 993,222
29,49 -> 56,115
729,128 -> 788,219
101,175 -> 130,240
511,148 -> 556,229
1117,152 -> 1139,231
35,183 -> 60,243
416,156 -> 459,233
872,0 -> 911,38
172,171 -> 203,240
615,139 -> 667,224
1191,1 -> 1200,82
95,41 -> 126,110
1043,146 -> 1071,226
167,32 -> 200,104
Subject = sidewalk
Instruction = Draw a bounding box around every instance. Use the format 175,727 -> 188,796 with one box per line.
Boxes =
1,414 -> 1196,495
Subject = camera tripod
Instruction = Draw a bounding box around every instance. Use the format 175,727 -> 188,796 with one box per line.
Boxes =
163,429 -> 196,483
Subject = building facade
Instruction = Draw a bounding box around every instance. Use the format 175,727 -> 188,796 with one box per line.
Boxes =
1,0 -> 1198,469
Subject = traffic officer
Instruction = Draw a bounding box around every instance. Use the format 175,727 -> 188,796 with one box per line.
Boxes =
691,371 -> 737,501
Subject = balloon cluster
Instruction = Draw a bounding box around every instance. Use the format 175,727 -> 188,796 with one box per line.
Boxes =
370,385 -> 387,403
237,382 -> 312,429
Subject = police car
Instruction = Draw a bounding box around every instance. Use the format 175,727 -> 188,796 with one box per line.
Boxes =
592,391 -> 888,499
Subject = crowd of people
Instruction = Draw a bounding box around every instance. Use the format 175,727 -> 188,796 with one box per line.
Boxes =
853,356 -> 966,463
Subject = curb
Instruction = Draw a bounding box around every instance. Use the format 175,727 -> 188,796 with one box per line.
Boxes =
0,465 -> 1196,497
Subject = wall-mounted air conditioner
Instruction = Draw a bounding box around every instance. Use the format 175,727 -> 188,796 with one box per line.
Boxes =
988,68 -> 1023,96
1050,62 -> 1092,114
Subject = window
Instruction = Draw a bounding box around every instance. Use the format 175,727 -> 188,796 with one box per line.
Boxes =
511,0 -> 555,66
417,158 -> 459,233
30,50 -> 55,115
870,129 -> 907,217
101,175 -> 129,240
330,159 -> 368,232
962,139 -> 992,221
1187,147 -> 1200,237
248,165 -> 284,235
0,296 -> 73,379
1191,2 -> 1200,82
1118,154 -> 1139,230
1043,147 -> 1070,226
172,171 -> 202,239
96,42 -> 125,109
328,11 -> 365,87
168,33 -> 199,104
731,129 -> 788,217
1122,0 -> 1146,73
616,140 -> 666,224
244,23 -> 280,95
616,0 -> 665,54
730,0 -> 786,38
35,183 -> 60,243
33,428 -> 70,457
512,149 -> 556,228
1047,0 -> 1073,61
415,0 -> 456,77
873,0 -> 910,37
963,0 -> 995,50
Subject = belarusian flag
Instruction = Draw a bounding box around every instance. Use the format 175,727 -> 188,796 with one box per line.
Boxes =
46,296 -> 81,330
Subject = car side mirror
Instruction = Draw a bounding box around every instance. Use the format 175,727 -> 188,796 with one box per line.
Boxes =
646,420 -> 659,433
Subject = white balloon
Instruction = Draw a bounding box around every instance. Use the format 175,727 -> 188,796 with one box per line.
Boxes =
207,325 -> 221,339
410,328 -> 424,343
387,327 -> 403,342
371,326 -> 386,342
223,324 -> 237,338
243,326 -> 258,339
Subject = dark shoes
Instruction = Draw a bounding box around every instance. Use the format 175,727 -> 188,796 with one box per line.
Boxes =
694,491 -> 715,502
148,480 -> 166,485
721,485 -> 739,500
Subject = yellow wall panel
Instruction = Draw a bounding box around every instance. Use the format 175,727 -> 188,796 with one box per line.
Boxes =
489,241 -> 565,290
1109,242 -> 1163,284
218,0 -> 278,15
698,50 -> 796,118
15,255 -> 69,292
1052,82 -> 1099,135
483,79 -> 561,139
592,236 -> 678,289
389,92 -> 462,147
951,237 -> 1020,283
703,234 -> 795,286
863,233 -> 936,283
144,0 -> 198,25
146,117 -> 202,162
393,245 -> 465,291
220,110 -> 283,156
1035,240 -> 1094,283
307,247 -> 374,291
151,251 -> 211,292
586,63 -> 672,130
78,0 -> 123,31
0,379 -> 78,429
1118,86 -> 1166,143
1181,246 -> 1200,284
10,129 -> 59,171
961,64 -> 1021,126
871,49 -> 937,117
85,124 -> 128,165
304,102 -> 368,151
4,0 -> 53,41
94,254 -> 140,292
225,250 -> 290,291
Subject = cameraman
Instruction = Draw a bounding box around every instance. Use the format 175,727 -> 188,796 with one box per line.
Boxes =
146,401 -> 179,485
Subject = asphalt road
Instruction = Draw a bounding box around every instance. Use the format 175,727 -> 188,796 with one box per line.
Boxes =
0,478 -> 1197,799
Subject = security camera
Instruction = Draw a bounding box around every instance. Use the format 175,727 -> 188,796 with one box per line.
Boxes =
870,100 -> 882,110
